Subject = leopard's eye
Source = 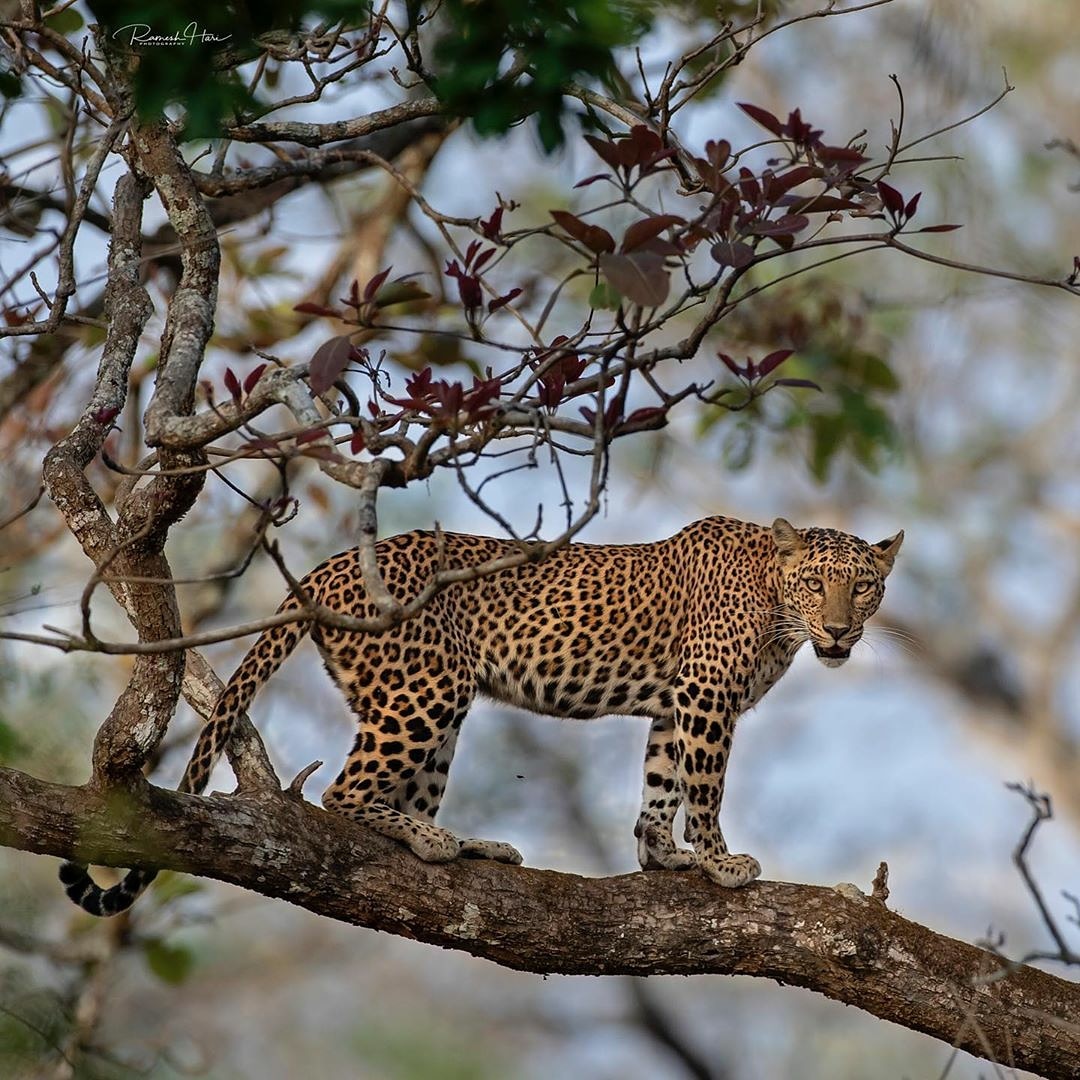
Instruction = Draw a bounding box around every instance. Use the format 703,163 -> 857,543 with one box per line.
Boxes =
853,580 -> 874,595
803,577 -> 823,593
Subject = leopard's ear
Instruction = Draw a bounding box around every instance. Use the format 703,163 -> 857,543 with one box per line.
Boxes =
872,530 -> 904,573
772,518 -> 805,559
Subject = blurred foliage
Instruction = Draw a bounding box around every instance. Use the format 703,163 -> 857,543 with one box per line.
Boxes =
350,1014 -> 510,1080
0,657 -> 101,778
0,975 -> 68,1078
431,0 -> 652,149
143,937 -> 196,985
87,0 -> 321,136
81,0 -> 659,145
698,284 -> 901,479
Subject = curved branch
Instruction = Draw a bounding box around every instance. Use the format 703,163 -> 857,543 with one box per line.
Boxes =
225,97 -> 444,146
0,766 -> 1076,1079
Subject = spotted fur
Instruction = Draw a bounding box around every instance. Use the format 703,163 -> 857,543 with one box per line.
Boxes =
61,515 -> 902,913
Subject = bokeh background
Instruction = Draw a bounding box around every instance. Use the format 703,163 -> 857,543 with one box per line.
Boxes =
1,1 -> 1078,1077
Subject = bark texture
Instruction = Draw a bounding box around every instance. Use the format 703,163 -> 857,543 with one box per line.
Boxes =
0,766 -> 1076,1079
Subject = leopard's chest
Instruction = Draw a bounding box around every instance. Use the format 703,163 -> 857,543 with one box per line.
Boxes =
741,645 -> 797,712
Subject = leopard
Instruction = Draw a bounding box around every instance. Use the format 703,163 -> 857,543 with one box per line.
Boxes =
60,514 -> 903,915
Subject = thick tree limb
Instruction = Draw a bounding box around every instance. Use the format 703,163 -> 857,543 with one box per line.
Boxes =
0,766 -> 1076,1079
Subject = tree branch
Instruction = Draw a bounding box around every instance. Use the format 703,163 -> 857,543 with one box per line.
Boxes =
0,766 -> 1076,1079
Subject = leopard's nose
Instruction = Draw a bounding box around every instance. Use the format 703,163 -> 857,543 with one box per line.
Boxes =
824,623 -> 851,642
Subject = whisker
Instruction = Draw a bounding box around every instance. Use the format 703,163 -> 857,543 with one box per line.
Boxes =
755,622 -> 808,641
859,637 -> 890,675
863,628 -> 921,660
872,622 -> 920,639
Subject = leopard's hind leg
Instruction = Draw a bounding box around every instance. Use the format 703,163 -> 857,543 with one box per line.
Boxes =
320,640 -> 520,865
392,728 -> 521,865
636,716 -> 696,871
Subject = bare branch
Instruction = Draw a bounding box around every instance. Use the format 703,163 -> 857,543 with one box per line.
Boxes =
225,97 -> 445,146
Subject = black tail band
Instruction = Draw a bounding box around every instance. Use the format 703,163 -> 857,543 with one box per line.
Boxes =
58,862 -> 159,917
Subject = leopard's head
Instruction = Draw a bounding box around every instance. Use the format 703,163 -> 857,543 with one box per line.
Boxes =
772,518 -> 903,668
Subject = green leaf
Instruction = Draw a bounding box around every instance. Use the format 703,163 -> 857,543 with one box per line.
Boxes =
0,718 -> 27,764
0,70 -> 23,100
148,871 -> 204,905
144,938 -> 195,985
858,352 -> 901,392
45,8 -> 85,33
809,413 -> 844,480
588,281 -> 621,309
431,0 -> 653,151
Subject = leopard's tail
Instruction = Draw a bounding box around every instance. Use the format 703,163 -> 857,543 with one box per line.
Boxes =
180,593 -> 308,798
59,593 -> 309,917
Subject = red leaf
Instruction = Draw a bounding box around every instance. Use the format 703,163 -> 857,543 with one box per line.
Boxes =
877,180 -> 905,217
746,214 -> 809,238
629,125 -> 662,158
464,376 -> 502,417
295,427 -> 325,444
904,192 -> 921,219
738,102 -> 785,137
718,353 -> 744,377
3,304 -> 41,326
472,247 -> 495,274
243,364 -> 268,395
616,136 -> 640,169
787,193 -> 861,214
918,223 -> 962,233
621,214 -> 684,253
550,210 -> 615,254
784,109 -> 823,146
710,240 -> 755,269
814,145 -> 868,178
445,260 -> 483,309
705,139 -> 731,169
224,367 -> 241,401
620,406 -> 667,430
309,335 -> 356,395
479,207 -> 504,240
738,167 -> 761,206
549,209 -> 585,236
457,276 -> 483,310
432,380 -> 464,419
350,429 -> 365,454
406,368 -> 435,399
583,134 -> 623,170
599,252 -> 670,307
757,349 -> 795,377
765,165 -> 822,200
487,287 -> 522,314
815,145 -> 868,165
574,173 -> 611,189
293,301 -> 341,317
363,267 -> 392,302
703,193 -> 738,236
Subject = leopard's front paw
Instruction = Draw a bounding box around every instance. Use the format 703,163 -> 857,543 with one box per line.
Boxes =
459,837 -> 523,864
407,824 -> 463,863
637,824 -> 698,872
698,853 -> 761,888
